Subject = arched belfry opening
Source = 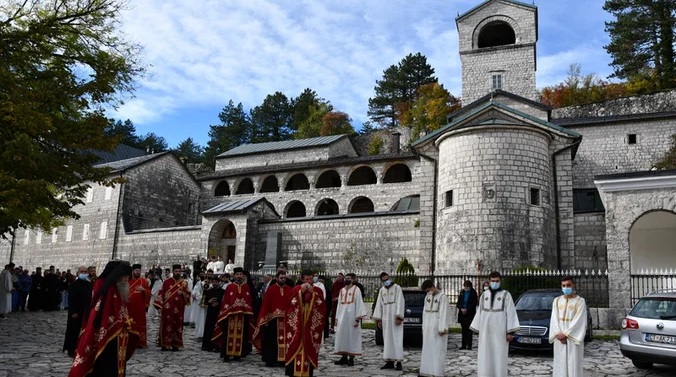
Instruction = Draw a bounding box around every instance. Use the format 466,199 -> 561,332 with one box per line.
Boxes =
208,220 -> 237,263
478,21 -> 516,48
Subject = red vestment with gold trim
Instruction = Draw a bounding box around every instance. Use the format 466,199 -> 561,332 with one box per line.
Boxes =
285,285 -> 326,377
153,277 -> 190,348
253,283 -> 291,361
212,282 -> 254,357
126,277 -> 150,355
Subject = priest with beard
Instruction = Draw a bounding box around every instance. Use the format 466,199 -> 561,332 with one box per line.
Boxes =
63,266 -> 92,357
253,271 -> 292,367
67,260 -> 132,377
212,267 -> 254,362
127,264 -> 150,354
153,264 -> 191,351
200,275 -> 224,351
285,270 -> 326,377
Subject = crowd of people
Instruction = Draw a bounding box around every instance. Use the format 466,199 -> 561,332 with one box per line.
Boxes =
0,258 -> 587,377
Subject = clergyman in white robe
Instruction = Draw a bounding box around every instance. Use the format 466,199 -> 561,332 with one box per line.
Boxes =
193,279 -> 207,338
470,288 -> 520,377
549,295 -> 587,377
372,283 -> 405,362
334,284 -> 367,356
147,277 -> 162,319
0,267 -> 12,315
420,290 -> 451,377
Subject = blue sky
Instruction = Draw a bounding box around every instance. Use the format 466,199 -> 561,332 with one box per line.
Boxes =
113,0 -> 615,148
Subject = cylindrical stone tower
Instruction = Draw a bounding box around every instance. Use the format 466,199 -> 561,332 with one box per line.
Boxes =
435,126 -> 557,273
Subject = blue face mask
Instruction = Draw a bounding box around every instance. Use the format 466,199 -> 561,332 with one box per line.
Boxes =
383,279 -> 392,287
490,282 -> 501,290
313,277 -> 318,283
345,279 -> 352,285
562,287 -> 574,296
78,273 -> 88,280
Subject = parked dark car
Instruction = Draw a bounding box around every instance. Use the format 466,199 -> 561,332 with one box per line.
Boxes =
510,289 -> 592,351
375,288 -> 427,346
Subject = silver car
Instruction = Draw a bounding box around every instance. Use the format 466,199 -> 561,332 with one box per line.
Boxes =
620,290 -> 676,369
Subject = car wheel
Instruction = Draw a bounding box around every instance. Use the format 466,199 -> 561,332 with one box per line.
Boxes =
584,326 -> 592,342
631,360 -> 653,369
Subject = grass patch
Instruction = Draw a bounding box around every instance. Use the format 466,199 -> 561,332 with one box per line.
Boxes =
361,322 -> 376,330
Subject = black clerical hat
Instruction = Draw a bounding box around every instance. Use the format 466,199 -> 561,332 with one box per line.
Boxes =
132,264 -> 142,270
172,264 -> 181,270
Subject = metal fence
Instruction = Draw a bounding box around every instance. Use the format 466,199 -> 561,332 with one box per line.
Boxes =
254,269 -> 610,307
631,270 -> 676,306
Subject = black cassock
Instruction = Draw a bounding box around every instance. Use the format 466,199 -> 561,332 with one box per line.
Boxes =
261,318 -> 283,365
42,273 -> 60,311
27,274 -> 43,311
201,286 -> 224,351
88,337 -> 122,377
63,279 -> 92,356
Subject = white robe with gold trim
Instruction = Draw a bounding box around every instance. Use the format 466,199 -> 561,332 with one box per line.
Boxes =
549,295 -> 587,377
334,285 -> 367,355
470,289 -> 520,377
420,291 -> 450,377
372,284 -> 405,361
192,280 -> 206,338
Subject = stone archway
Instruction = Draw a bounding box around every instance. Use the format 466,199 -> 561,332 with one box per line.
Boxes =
208,219 -> 237,263
629,210 -> 676,273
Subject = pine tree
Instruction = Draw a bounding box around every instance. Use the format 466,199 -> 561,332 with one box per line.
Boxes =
203,100 -> 251,166
174,137 -> 203,163
250,92 -> 292,143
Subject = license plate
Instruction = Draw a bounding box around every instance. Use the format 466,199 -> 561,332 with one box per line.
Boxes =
404,317 -> 420,323
516,337 -> 541,344
645,334 -> 676,344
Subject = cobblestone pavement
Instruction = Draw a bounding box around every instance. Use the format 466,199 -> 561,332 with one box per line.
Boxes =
1,311 -> 676,376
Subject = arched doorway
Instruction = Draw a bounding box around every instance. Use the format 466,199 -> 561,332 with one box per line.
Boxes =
629,210 -> 676,272
208,219 -> 237,263
316,199 -> 339,216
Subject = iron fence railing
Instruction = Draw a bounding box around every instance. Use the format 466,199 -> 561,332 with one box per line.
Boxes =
252,269 -> 610,307
631,270 -> 676,306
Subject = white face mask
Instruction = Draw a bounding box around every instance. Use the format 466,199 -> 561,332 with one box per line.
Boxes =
483,286 -> 489,291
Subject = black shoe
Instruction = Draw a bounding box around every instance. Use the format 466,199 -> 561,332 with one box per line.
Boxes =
161,347 -> 169,351
380,362 -> 394,370
223,356 -> 231,363
395,362 -> 402,371
232,356 -> 241,361
347,356 -> 354,366
334,356 -> 348,365
171,347 -> 179,352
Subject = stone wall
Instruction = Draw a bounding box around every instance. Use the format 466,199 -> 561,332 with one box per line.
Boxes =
0,237 -> 12,265
567,118 -> 676,187
256,212 -> 421,273
115,226 -> 205,269
573,213 -> 607,270
553,90 -> 676,119
435,128 -> 557,273
122,154 -> 201,231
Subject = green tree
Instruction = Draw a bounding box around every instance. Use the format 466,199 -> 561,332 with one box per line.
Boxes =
401,83 -> 461,140
290,88 -> 327,132
320,111 -> 355,136
394,257 -> 418,287
250,92 -> 292,143
173,137 -> 203,163
368,52 -> 437,128
104,119 -> 141,148
655,134 -> 676,169
295,102 -> 331,139
137,132 -> 168,153
203,100 -> 251,166
604,0 -> 676,92
367,135 -> 383,155
0,0 -> 142,236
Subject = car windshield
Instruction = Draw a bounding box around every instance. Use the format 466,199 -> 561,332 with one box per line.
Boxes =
515,293 -> 558,311
630,298 -> 676,319
404,292 -> 427,307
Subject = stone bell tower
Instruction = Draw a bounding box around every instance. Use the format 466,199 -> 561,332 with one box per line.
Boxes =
456,0 -> 538,104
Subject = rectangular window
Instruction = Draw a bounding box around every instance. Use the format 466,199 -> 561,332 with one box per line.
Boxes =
530,188 -> 540,206
104,186 -> 113,200
99,221 -> 108,239
86,187 -> 94,203
445,190 -> 453,207
36,231 -> 42,244
573,189 -> 605,213
23,230 -> 30,245
627,134 -> 637,144
66,225 -> 73,242
51,229 -> 58,243
492,74 -> 503,90
82,224 -> 90,241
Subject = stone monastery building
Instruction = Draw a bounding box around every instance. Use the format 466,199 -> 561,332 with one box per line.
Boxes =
3,0 -> 676,310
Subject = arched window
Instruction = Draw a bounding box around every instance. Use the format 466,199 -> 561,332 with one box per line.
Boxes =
315,170 -> 342,188
391,195 -> 420,211
235,178 -> 254,195
316,199 -> 339,216
383,164 -> 412,183
347,166 -> 377,186
260,175 -> 279,193
214,181 -> 230,197
350,197 -> 374,214
478,21 -> 516,48
285,173 -> 310,191
285,201 -> 307,218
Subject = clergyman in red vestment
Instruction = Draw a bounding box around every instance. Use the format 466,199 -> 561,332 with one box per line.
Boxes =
67,260 -> 133,377
212,267 -> 254,361
127,263 -> 150,355
253,271 -> 292,366
285,269 -> 326,377
153,264 -> 190,351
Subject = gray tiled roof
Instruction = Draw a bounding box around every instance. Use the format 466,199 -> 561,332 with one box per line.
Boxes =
90,144 -> 147,164
202,198 -> 277,216
216,134 -> 347,158
94,152 -> 168,172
